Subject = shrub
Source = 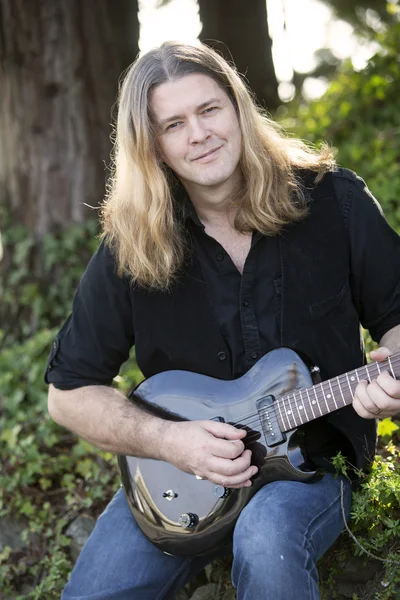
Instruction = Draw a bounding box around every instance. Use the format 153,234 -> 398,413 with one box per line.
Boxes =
281,23 -> 400,231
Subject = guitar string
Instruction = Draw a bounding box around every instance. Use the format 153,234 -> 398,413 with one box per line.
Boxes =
232,379 -> 356,432
240,389 -> 382,446
196,356 -> 400,449
212,357 -> 399,436
231,363 -> 388,429
230,377 -> 377,440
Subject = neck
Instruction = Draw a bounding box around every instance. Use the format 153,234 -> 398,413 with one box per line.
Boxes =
182,173 -> 242,227
276,353 -> 400,433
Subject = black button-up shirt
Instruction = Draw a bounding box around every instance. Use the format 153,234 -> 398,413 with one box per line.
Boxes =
45,169 -> 400,470
186,216 -> 280,377
46,168 -> 400,390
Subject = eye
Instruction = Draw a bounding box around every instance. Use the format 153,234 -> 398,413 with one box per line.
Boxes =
166,121 -> 182,132
203,106 -> 218,114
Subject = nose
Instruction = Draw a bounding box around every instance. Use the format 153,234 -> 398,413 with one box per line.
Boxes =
188,117 -> 210,144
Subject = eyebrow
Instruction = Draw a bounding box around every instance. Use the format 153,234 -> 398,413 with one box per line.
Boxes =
157,98 -> 223,128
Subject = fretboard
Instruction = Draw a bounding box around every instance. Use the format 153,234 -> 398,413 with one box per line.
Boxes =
276,353 -> 400,433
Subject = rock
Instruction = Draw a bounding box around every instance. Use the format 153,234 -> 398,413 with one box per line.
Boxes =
189,583 -> 218,600
65,515 -> 96,561
338,555 -> 382,583
320,554 -> 387,600
175,589 -> 190,600
221,588 -> 236,600
0,516 -> 27,551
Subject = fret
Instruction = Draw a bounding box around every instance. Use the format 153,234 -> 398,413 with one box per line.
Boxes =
365,362 -> 375,382
320,381 -> 330,414
366,363 -> 374,380
355,370 -> 360,383
361,365 -> 370,382
313,386 -> 322,416
336,376 -> 346,407
327,380 -> 339,410
277,398 -> 286,430
388,356 -> 396,379
284,395 -> 296,430
347,371 -> 358,393
299,390 -> 308,423
305,387 -> 316,419
294,391 -> 303,424
345,372 -> 353,399
376,361 -> 382,374
280,397 -> 291,431
290,393 -> 300,427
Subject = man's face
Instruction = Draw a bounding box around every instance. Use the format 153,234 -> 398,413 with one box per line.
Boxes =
150,74 -> 242,194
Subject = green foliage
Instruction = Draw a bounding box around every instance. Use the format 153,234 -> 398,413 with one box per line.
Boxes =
330,444 -> 400,599
318,0 -> 400,38
0,220 -> 99,346
0,330 -> 114,597
0,219 -> 144,598
378,418 -> 400,442
281,23 -> 400,232
0,323 -> 143,598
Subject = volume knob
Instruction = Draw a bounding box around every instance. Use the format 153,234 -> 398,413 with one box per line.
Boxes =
213,485 -> 229,499
178,513 -> 198,528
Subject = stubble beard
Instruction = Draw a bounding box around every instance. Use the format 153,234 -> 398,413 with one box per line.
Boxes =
188,158 -> 238,189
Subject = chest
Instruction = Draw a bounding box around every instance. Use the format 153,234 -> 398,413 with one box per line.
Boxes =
204,226 -> 252,274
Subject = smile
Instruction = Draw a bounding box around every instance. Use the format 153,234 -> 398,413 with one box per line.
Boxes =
192,146 -> 223,162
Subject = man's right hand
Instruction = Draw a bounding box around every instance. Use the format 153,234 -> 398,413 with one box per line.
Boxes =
161,420 -> 258,488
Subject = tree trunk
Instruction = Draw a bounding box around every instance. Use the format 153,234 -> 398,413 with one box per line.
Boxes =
198,0 -> 279,111
0,0 -> 139,238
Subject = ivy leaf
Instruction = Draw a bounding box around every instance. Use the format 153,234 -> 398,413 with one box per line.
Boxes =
378,418 -> 399,439
20,500 -> 35,516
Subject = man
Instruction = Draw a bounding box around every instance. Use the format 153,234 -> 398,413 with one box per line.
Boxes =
45,41 -> 400,600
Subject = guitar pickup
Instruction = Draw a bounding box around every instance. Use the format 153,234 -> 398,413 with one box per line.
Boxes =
256,395 -> 285,447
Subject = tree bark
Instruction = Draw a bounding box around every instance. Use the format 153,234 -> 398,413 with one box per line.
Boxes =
198,0 -> 279,111
0,0 -> 139,237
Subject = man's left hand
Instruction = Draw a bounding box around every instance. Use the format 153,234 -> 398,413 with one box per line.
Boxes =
353,347 -> 400,419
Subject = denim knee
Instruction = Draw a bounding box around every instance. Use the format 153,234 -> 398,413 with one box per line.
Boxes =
232,500 -> 296,569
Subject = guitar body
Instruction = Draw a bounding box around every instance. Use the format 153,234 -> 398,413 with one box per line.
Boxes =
118,348 -> 323,557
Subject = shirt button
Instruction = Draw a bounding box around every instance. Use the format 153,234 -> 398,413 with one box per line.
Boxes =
251,351 -> 258,360
242,300 -> 249,307
216,252 -> 224,261
218,351 -> 227,361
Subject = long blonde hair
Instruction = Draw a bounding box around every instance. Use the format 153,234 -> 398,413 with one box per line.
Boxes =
101,41 -> 335,289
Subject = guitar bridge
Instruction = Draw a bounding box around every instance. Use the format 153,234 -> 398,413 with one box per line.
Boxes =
256,395 -> 285,447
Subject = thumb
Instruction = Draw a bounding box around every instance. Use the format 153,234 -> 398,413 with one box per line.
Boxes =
202,420 -> 246,440
370,346 -> 392,362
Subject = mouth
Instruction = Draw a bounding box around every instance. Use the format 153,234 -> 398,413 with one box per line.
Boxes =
192,146 -> 223,161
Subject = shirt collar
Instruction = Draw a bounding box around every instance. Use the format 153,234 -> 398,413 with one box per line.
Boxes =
173,182 -> 205,229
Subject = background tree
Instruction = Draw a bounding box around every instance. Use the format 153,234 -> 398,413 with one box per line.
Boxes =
0,0 -> 138,239
0,0 -> 139,339
198,0 -> 279,110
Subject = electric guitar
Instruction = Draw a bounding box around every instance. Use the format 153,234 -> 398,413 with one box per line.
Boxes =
118,347 -> 398,557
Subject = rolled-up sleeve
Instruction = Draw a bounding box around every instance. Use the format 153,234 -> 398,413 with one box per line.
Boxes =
335,170 -> 400,342
44,240 -> 135,389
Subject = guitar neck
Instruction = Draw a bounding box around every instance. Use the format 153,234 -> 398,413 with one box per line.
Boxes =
276,353 -> 400,433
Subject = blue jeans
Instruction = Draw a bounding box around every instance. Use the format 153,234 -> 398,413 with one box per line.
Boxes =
62,473 -> 352,600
